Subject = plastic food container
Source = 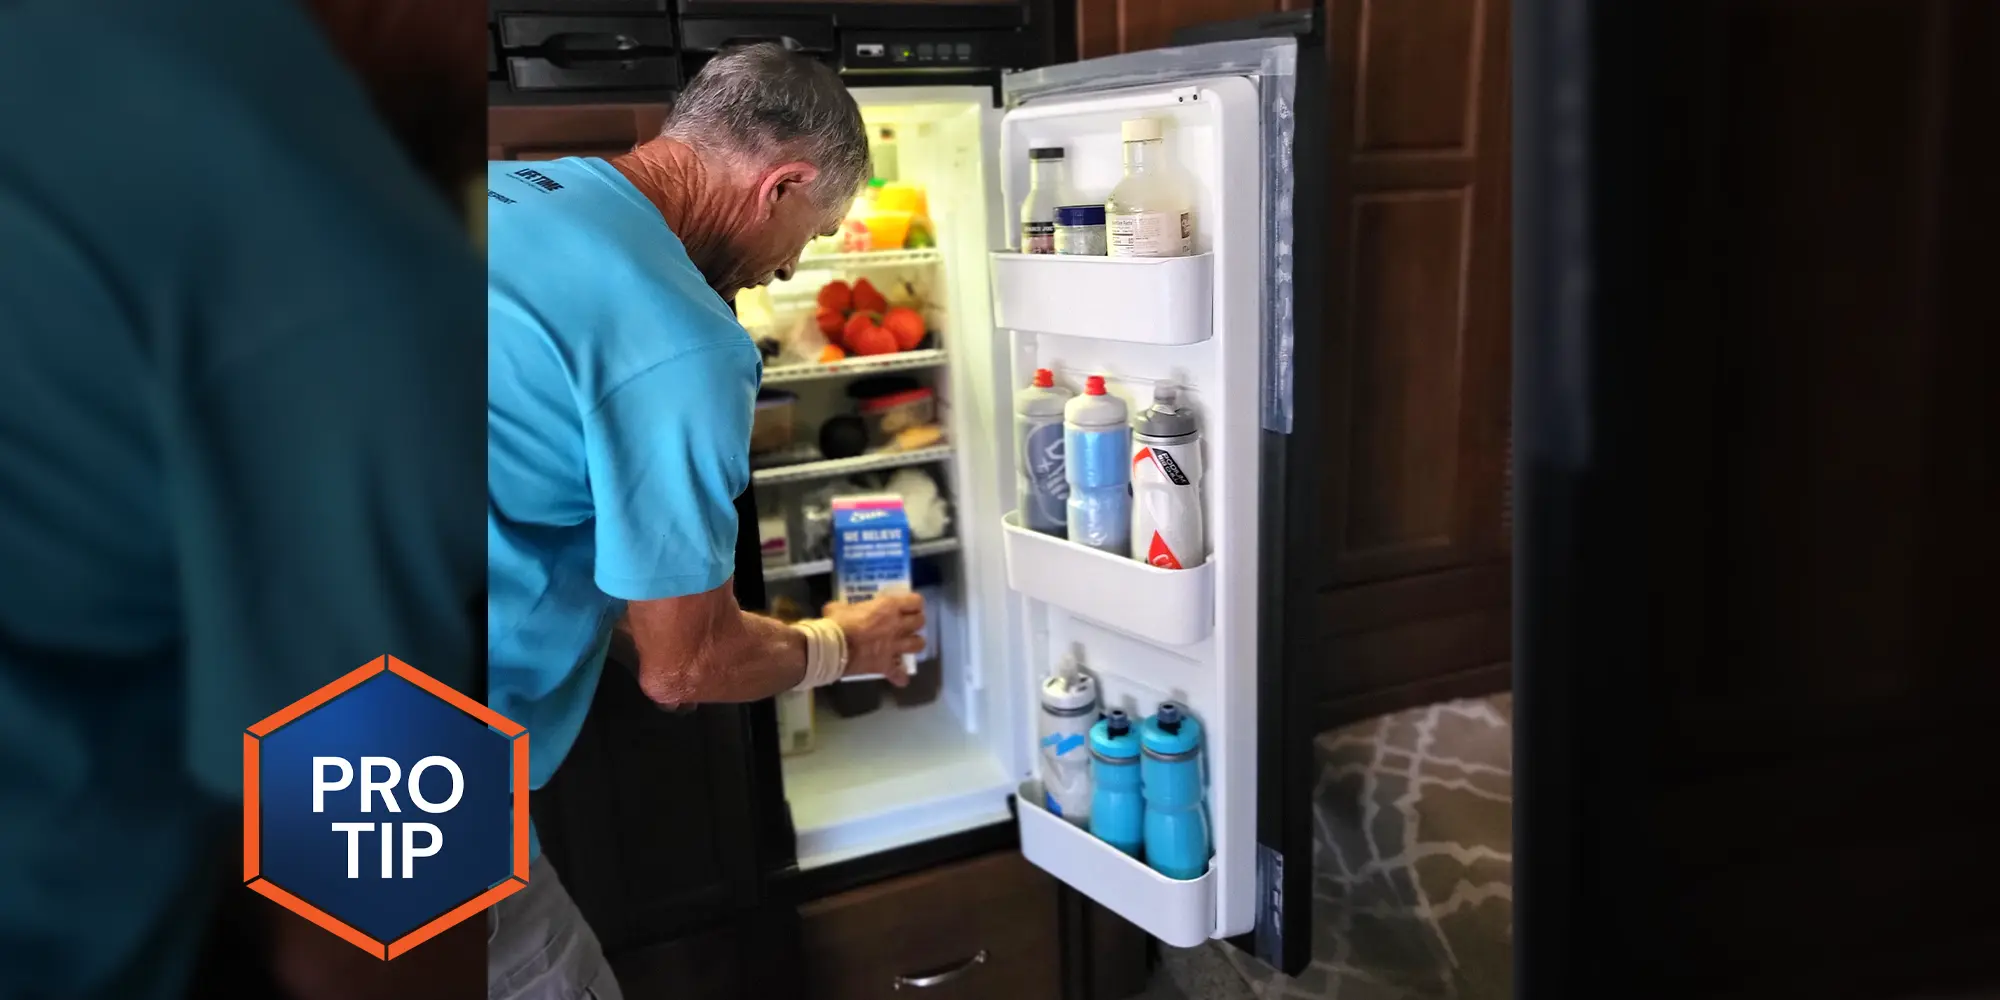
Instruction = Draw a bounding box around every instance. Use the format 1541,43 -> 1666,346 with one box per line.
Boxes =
875,182 -> 929,217
750,390 -> 797,455
1055,204 -> 1108,255
863,210 -> 912,250
857,387 -> 936,446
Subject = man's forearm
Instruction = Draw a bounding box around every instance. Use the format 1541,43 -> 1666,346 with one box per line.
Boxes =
633,608 -> 807,705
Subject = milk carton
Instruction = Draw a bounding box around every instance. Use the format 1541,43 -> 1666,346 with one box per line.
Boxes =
831,495 -> 917,681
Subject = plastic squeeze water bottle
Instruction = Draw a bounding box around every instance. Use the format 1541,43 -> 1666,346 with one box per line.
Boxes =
1064,375 -> 1131,555
1014,368 -> 1073,536
1088,710 -> 1144,858
1130,384 -> 1205,569
1037,661 -> 1098,827
1140,703 -> 1210,880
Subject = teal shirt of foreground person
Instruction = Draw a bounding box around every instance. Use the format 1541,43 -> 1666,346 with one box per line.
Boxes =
486,157 -> 763,858
0,1 -> 484,997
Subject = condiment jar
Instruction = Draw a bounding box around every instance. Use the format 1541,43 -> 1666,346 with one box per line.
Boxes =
1054,204 -> 1108,256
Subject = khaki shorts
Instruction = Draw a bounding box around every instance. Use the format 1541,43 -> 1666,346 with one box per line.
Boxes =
487,856 -> 623,1000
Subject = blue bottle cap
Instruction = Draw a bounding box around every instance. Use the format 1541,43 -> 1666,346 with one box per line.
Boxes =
1055,204 -> 1106,227
1090,710 -> 1141,762
1141,704 -> 1203,761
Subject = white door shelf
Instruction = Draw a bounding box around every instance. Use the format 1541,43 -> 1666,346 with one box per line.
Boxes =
1001,511 -> 1215,646
761,348 -> 948,386
1015,780 -> 1215,948
989,252 -> 1213,345
751,444 -> 955,487
762,536 -> 962,582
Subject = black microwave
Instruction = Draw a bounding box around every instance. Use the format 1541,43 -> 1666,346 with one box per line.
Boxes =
489,0 -> 1061,105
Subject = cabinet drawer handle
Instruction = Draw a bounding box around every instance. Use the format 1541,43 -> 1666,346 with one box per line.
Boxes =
892,949 -> 988,990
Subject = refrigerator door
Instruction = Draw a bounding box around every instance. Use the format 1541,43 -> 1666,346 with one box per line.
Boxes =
976,38 -> 1305,959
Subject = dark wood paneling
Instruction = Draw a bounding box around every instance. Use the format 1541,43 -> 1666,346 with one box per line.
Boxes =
1074,0 -> 1311,59
799,851 -> 1063,1000
1354,0 -> 1485,154
1317,0 -> 1512,591
488,103 -> 668,162
1283,0 -> 1512,725
1342,191 -> 1472,566
1312,563 -> 1512,729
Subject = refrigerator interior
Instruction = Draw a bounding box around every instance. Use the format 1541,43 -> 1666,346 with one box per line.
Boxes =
738,88 -> 1019,871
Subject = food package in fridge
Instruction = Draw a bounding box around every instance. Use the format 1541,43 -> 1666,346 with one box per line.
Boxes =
884,467 -> 952,541
831,495 -> 916,684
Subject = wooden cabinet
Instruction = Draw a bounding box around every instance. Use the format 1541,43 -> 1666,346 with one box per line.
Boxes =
488,103 -> 668,163
1074,0 -> 1312,58
799,852 -> 1062,1000
1295,0 -> 1515,728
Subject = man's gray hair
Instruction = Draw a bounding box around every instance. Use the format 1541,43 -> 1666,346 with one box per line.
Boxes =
664,44 -> 870,209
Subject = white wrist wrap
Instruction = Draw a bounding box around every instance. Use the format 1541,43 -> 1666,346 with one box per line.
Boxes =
793,618 -> 848,689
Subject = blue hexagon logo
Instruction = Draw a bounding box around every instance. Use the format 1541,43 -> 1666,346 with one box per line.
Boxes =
243,656 -> 528,958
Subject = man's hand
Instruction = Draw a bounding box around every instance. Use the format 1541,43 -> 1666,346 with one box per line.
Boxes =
824,591 -> 926,687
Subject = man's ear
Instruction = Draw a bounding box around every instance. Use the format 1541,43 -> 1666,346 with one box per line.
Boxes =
760,161 -> 821,218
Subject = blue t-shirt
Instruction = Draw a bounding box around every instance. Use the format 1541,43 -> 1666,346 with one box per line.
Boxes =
486,157 -> 762,854
0,2 -> 484,997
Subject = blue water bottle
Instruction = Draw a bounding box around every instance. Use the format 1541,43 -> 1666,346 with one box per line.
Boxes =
1140,703 -> 1210,880
1064,375 -> 1131,554
1088,710 -> 1144,858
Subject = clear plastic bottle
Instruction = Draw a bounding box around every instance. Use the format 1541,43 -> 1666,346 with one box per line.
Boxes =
1106,118 -> 1193,258
1019,146 -> 1069,254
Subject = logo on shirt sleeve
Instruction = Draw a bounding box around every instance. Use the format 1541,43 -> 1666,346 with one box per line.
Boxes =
507,167 -> 564,193
242,656 -> 529,959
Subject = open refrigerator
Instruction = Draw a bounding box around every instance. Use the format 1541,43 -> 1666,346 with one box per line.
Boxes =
733,37 -> 1304,955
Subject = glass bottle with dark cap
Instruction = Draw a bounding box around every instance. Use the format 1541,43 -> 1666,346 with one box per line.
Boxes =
1019,146 -> 1070,254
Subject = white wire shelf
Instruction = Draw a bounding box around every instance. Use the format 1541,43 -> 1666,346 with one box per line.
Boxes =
762,349 -> 947,386
751,444 -> 955,487
793,248 -> 944,270
762,537 -> 963,582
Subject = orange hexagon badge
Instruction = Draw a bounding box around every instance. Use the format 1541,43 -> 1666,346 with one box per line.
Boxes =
243,655 -> 529,959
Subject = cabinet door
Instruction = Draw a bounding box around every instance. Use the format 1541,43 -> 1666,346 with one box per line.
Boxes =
530,488 -> 800,995
1076,0 -> 1312,58
1286,0 -> 1514,732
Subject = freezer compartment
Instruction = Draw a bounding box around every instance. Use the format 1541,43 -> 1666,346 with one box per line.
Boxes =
1015,780 -> 1215,948
990,252 -> 1214,345
1001,511 -> 1215,645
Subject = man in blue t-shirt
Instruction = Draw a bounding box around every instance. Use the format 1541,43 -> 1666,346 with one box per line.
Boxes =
486,43 -> 927,999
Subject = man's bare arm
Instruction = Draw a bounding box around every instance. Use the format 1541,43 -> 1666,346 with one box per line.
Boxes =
624,579 -> 807,705
624,579 -> 929,706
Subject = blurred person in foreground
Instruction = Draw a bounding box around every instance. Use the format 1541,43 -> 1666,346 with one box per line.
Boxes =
486,43 -> 925,999
0,1 -> 485,998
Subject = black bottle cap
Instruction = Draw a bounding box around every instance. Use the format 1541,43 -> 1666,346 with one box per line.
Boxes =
1157,702 -> 1182,734
1105,709 -> 1130,737
1028,147 -> 1065,160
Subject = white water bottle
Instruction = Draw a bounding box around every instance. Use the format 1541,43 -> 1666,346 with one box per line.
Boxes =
1037,660 -> 1098,827
1130,384 -> 1205,569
